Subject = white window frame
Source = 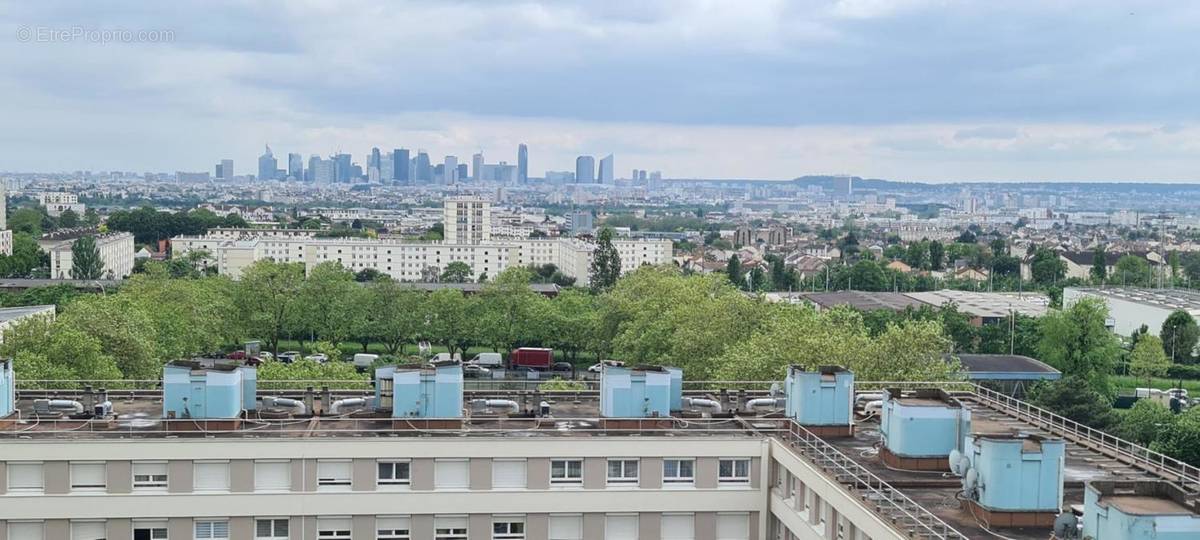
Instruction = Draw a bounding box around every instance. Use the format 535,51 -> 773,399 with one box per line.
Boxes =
316,517 -> 352,539
7,521 -> 44,540
550,459 -> 583,486
133,461 -> 168,491
70,520 -> 106,540
434,515 -> 468,540
376,516 -> 411,539
254,461 -> 291,492
133,520 -> 169,540
663,458 -> 695,486
254,517 -> 289,540
194,519 -> 230,539
377,459 -> 411,488
491,459 -> 527,490
316,459 -> 352,491
7,462 -> 45,493
492,515 -> 526,539
606,459 -> 639,486
718,458 -> 751,485
194,461 -> 231,493
69,462 -> 106,492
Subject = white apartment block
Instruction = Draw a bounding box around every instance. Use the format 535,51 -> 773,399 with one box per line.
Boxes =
38,231 -> 135,280
36,191 -> 87,217
444,197 -> 492,245
0,229 -> 11,257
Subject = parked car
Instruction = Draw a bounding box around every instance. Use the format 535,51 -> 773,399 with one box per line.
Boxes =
257,351 -> 274,362
468,352 -> 503,367
587,360 -> 626,373
277,351 -> 301,364
353,353 -> 380,371
463,364 -> 492,377
551,362 -> 574,373
226,351 -> 248,360
304,353 -> 329,363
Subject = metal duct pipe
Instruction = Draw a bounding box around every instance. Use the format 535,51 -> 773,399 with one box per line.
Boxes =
854,392 -> 884,407
265,397 -> 306,415
686,397 -> 723,413
472,399 -> 520,414
328,397 -> 367,415
48,399 -> 84,414
745,397 -> 786,411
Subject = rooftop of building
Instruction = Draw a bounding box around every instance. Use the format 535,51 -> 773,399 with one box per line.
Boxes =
1067,286 -> 1200,313
797,291 -> 929,312
903,289 -> 1050,318
0,304 -> 55,323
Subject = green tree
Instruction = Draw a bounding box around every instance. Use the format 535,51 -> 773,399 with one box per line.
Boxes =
365,280 -> 425,354
1161,310 -> 1200,364
439,261 -> 473,283
0,232 -> 48,278
1114,255 -> 1152,286
1090,246 -> 1108,283
58,208 -> 80,228
424,288 -> 475,357
295,262 -> 358,348
257,358 -> 366,390
725,255 -> 744,287
83,207 -> 101,227
928,241 -> 945,271
69,235 -> 106,279
236,260 -> 305,355
1038,297 -> 1120,395
1115,400 -> 1175,445
544,288 -> 601,362
1030,246 -> 1065,285
1130,335 -> 1171,382
1151,407 -> 1200,465
1028,376 -> 1116,428
477,267 -> 543,354
589,227 -> 622,292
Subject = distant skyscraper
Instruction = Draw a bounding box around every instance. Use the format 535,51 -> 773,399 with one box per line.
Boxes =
310,156 -> 334,184
415,151 -> 432,183
219,159 -> 234,180
472,153 -> 484,182
369,147 -> 382,170
257,145 -> 277,181
457,163 -> 468,182
287,153 -> 303,181
517,144 -> 528,183
392,149 -> 410,183
334,153 -> 352,183
576,156 -> 595,183
598,154 -> 614,184
444,156 -> 458,184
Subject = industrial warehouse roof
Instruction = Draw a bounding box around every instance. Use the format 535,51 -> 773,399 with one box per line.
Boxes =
954,354 -> 1062,381
0,304 -> 56,323
1068,287 -> 1200,314
796,291 -> 928,312
791,289 -> 1050,319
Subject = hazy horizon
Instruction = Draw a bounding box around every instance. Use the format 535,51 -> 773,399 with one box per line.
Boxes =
2,1 -> 1199,182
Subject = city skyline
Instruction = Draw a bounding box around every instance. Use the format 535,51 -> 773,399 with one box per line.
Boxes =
2,2 -> 1200,182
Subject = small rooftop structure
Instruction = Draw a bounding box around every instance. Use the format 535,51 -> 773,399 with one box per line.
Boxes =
956,434 -> 1066,528
600,365 -> 676,418
953,354 -> 1062,397
784,365 -> 854,437
162,361 -> 257,420
375,360 -> 464,419
0,358 -> 14,419
879,388 -> 972,471
1083,481 -> 1200,540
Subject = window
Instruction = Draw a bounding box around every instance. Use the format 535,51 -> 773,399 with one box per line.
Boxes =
255,461 -> 291,492
377,516 -> 411,539
134,521 -> 169,540
195,520 -> 229,539
661,514 -> 695,540
8,522 -> 44,540
607,459 -> 639,485
133,462 -> 168,490
663,459 -> 694,485
435,459 -> 469,490
550,459 -> 583,485
492,516 -> 525,539
7,462 -> 44,492
718,459 -> 751,484
70,521 -> 105,540
255,518 -> 288,539
70,462 -> 106,491
195,461 -> 231,492
492,459 -> 526,489
548,515 -> 582,540
378,460 -> 411,487
435,516 -> 468,539
317,460 -> 351,491
317,517 -> 352,539
716,513 -> 750,540
605,515 -> 638,540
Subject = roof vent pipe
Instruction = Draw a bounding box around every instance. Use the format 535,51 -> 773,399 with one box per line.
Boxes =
472,399 -> 520,414
328,397 -> 367,415
686,397 -> 723,413
265,397 -> 306,415
745,397 -> 786,411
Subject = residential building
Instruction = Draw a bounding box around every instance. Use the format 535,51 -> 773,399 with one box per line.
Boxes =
35,192 -> 86,217
1064,287 -> 1200,337
443,197 -> 492,245
37,231 -> 136,280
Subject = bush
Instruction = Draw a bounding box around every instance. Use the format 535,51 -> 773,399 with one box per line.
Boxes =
1028,376 -> 1116,429
1114,400 -> 1175,445
1167,364 -> 1200,380
539,378 -> 586,392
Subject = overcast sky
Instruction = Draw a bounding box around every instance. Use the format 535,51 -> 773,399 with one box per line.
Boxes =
2,0 -> 1198,182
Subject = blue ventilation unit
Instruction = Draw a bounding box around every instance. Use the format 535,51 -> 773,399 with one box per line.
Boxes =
1083,481 -> 1200,540
241,366 -> 257,411
666,366 -> 683,412
880,388 -> 972,459
962,434 -> 1064,513
785,365 -> 853,427
0,358 -> 14,418
600,365 -> 673,418
376,361 -> 464,418
162,362 -> 252,419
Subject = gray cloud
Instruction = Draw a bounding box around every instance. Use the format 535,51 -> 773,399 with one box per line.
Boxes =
954,126 -> 1021,141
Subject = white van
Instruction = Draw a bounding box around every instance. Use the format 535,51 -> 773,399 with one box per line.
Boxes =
353,353 -> 380,370
469,352 -> 503,367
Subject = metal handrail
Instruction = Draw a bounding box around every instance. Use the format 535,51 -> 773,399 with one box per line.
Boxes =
777,422 -> 970,540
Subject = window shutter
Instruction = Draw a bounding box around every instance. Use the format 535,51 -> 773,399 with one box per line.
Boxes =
70,522 -> 105,540
605,515 -> 638,540
716,513 -> 749,540
435,459 -> 469,489
8,522 -> 44,540
194,462 -> 230,491
318,517 -> 352,533
492,459 -> 526,489
661,514 -> 695,540
317,460 -> 351,486
549,515 -> 583,540
255,461 -> 291,491
8,463 -> 44,491
377,516 -> 411,530
70,463 -> 106,489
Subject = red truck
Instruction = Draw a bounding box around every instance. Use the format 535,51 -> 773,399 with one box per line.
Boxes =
509,347 -> 554,370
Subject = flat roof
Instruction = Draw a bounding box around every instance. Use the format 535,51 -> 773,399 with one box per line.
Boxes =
0,304 -> 55,323
954,354 -> 1061,380
904,290 -> 1050,318
797,291 -> 928,312
1068,287 -> 1200,314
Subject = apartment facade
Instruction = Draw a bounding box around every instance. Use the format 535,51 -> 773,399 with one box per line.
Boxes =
38,231 -> 136,280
